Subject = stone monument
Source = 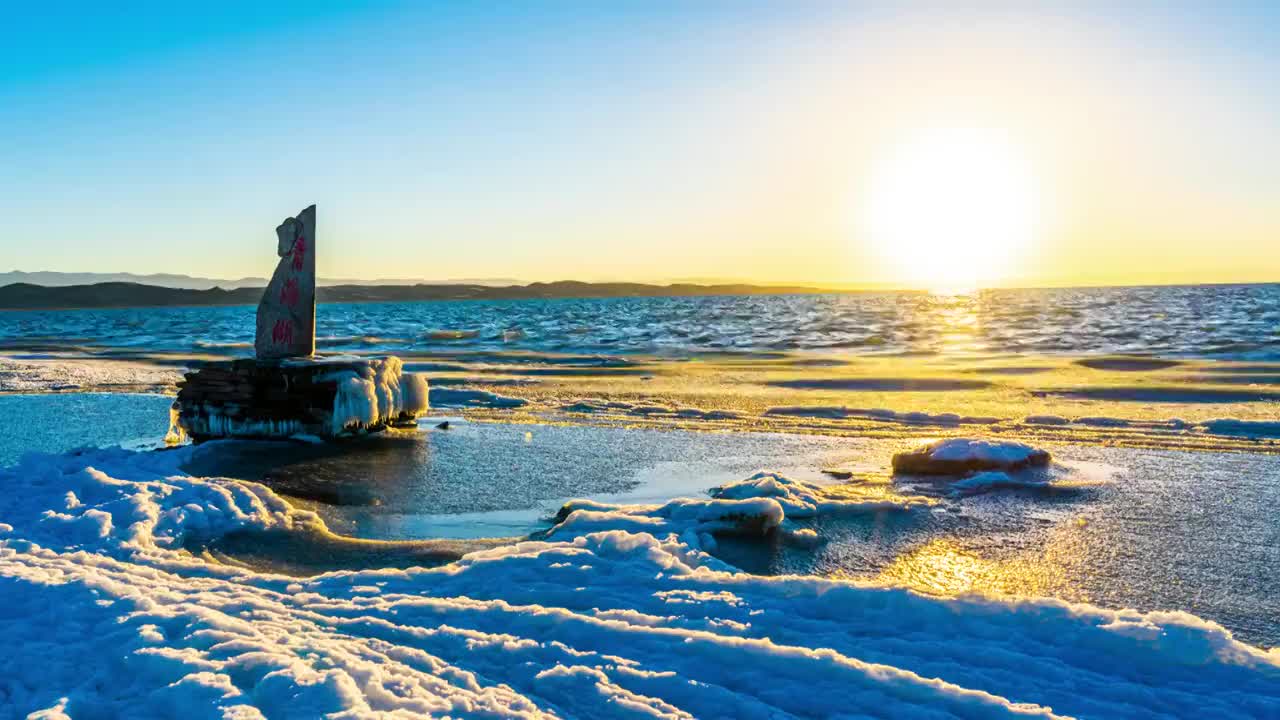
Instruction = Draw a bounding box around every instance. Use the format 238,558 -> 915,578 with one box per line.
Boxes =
255,204 -> 317,359
172,204 -> 429,442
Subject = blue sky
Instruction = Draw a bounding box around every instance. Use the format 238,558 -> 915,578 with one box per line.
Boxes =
1,2 -> 1277,287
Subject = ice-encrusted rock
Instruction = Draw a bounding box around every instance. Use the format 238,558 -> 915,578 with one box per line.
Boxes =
175,356 -> 428,441
892,438 -> 1051,475
255,204 -> 316,359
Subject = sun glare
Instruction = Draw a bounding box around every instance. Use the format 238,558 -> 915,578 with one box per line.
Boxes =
859,128 -> 1042,292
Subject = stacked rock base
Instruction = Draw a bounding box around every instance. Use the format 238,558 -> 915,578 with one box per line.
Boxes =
174,356 -> 429,442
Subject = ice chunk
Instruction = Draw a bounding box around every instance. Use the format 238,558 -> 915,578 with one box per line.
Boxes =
892,438 -> 1051,475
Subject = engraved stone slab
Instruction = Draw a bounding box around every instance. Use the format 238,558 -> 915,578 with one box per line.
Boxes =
255,204 -> 316,359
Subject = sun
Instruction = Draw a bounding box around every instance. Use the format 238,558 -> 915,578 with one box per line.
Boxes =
859,128 -> 1042,292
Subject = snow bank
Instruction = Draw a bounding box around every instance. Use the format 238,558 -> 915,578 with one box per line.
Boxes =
893,438 -> 1051,475
0,446 -> 322,557
1,448 -> 1278,718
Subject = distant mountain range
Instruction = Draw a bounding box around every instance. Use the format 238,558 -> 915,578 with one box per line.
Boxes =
0,271 -> 520,290
0,280 -> 836,310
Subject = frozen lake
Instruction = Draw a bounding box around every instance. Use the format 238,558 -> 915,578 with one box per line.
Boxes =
2,392 -> 1277,647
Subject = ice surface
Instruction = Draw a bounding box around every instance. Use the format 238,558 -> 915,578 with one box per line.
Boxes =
2,446 -> 1278,718
1200,418 -> 1280,439
548,471 -> 930,547
429,387 -> 528,409
949,470 -> 1049,496
0,357 -> 180,393
766,406 -> 1001,425
560,399 -> 741,421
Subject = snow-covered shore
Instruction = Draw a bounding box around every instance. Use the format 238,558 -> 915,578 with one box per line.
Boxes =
2,445 -> 1278,718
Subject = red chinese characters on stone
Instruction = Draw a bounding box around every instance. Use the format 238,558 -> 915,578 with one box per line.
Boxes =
279,278 -> 299,307
291,235 -> 307,271
272,318 -> 294,346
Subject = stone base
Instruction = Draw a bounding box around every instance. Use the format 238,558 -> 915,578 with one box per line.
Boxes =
174,356 -> 429,442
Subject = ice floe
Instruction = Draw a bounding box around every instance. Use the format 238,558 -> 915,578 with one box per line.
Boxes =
549,471 -> 931,548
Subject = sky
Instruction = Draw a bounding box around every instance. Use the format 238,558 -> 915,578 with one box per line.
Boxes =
1,1 -> 1277,289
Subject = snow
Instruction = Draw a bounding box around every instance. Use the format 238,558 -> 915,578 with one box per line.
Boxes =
1,446 -> 1278,718
926,439 -> 1043,464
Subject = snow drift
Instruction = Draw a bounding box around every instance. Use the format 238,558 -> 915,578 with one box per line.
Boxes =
1,447 -> 1277,718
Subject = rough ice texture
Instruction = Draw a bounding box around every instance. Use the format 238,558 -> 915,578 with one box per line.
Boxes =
893,438 -> 1052,475
766,406 -> 1000,425
1199,418 -> 1280,439
2,448 -> 1278,718
176,356 -> 428,441
0,357 -> 181,394
1023,414 -> 1073,426
255,204 -> 317,359
560,399 -> 740,421
549,471 -> 931,546
949,470 -> 1050,496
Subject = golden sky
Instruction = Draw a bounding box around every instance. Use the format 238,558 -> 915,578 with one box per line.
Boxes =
2,5 -> 1277,288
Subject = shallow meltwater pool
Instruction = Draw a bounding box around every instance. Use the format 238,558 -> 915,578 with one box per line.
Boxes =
0,392 -> 175,466
183,421 -> 883,539
2,392 -> 1278,648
